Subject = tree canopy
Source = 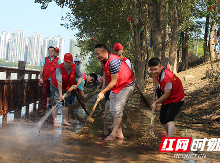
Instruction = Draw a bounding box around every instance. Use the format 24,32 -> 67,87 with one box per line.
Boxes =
35,0 -> 220,90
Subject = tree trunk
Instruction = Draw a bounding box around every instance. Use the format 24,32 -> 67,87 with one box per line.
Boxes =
182,27 -> 189,71
160,0 -> 167,66
209,0 -> 218,61
149,0 -> 166,59
131,0 -> 146,91
169,1 -> 180,74
203,11 -> 210,61
164,22 -> 169,63
209,21 -> 216,61
144,27 -> 152,81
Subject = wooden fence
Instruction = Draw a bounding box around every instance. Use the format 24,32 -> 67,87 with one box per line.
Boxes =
0,61 -> 41,120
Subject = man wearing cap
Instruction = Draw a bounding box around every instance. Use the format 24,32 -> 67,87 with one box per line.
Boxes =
113,43 -> 131,70
40,46 -> 61,113
94,44 -> 135,141
74,58 -> 81,68
50,53 -> 82,127
55,47 -> 59,56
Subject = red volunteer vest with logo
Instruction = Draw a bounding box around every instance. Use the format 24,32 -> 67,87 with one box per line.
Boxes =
157,68 -> 185,105
51,63 -> 77,90
43,57 -> 59,80
102,53 -> 134,94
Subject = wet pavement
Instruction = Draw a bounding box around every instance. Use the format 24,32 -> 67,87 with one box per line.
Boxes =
0,94 -> 220,163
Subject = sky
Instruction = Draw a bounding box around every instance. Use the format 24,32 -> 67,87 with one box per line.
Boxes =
0,0 -> 78,53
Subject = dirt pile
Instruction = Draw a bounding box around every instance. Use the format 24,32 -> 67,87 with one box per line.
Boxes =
173,60 -> 220,135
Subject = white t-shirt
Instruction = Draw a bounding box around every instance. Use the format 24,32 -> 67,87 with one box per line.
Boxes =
125,59 -> 132,70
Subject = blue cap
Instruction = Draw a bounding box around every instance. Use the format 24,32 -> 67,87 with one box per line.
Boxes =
74,58 -> 80,62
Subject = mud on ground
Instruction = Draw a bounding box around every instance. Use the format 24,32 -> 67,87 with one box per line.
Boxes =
144,60 -> 220,136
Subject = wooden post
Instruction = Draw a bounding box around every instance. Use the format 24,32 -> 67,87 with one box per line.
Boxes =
14,61 -> 26,120
33,102 -> 36,112
25,104 -> 29,120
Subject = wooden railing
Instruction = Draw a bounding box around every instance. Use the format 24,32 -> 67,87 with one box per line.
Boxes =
0,61 -> 41,119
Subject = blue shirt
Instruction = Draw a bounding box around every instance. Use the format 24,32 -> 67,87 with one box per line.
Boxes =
101,53 -> 122,74
76,78 -> 85,90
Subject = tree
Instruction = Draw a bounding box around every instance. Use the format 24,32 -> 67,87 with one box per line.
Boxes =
85,56 -> 102,75
209,0 -> 219,61
169,0 -> 181,74
35,0 -> 150,91
34,0 -> 219,89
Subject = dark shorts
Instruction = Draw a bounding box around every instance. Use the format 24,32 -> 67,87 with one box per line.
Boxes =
47,89 -> 51,98
50,84 -> 71,107
159,101 -> 184,124
69,93 -> 76,105
105,91 -> 111,102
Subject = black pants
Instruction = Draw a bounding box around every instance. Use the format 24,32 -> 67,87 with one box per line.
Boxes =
160,101 -> 184,124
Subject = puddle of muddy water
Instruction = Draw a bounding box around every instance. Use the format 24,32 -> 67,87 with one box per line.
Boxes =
0,93 -> 220,163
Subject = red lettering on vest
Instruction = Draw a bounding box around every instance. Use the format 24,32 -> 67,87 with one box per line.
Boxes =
157,68 -> 185,105
51,63 -> 77,91
43,57 -> 59,80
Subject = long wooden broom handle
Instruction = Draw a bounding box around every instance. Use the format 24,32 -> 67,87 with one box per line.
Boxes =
65,85 -> 76,95
89,99 -> 100,117
150,91 -> 156,124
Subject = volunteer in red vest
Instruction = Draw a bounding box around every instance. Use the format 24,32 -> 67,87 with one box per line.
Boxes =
94,44 -> 135,141
113,43 -> 131,70
50,53 -> 82,127
82,73 -> 97,89
55,47 -> 59,56
69,72 -> 97,106
149,58 -> 185,137
40,46 -> 61,113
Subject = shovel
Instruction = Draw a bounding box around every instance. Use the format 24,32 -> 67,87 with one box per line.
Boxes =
36,85 -> 75,130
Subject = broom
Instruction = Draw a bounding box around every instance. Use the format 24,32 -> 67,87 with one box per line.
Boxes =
77,98 -> 100,135
36,85 -> 76,130
127,53 -> 151,108
146,91 -> 156,137
64,98 -> 100,141
137,86 -> 151,108
75,90 -> 103,118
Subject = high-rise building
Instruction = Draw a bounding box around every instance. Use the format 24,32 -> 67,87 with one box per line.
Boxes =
8,29 -> 28,62
41,36 -> 65,63
69,38 -> 80,58
51,36 -> 65,61
0,29 -> 67,67
27,33 -> 42,66
0,31 -> 10,60
69,38 -> 88,72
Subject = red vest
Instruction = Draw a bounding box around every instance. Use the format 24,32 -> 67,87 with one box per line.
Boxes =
122,57 -> 129,62
51,63 -> 77,90
157,68 -> 185,105
82,73 -> 87,87
43,57 -> 59,80
102,53 -> 134,94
